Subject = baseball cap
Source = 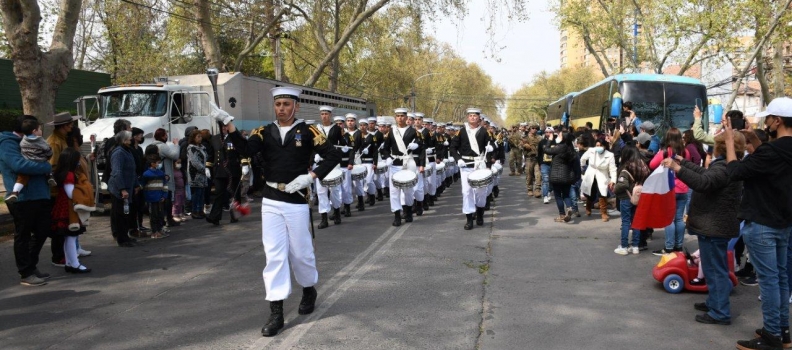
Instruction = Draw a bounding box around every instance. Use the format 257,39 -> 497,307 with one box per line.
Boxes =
635,132 -> 651,146
755,97 -> 792,118
640,121 -> 655,131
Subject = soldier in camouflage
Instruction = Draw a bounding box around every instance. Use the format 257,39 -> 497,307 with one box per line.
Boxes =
508,123 -> 526,176
521,123 -> 542,198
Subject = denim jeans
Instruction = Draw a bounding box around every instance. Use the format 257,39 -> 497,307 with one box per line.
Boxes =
570,182 -> 580,212
553,184 -> 573,215
742,221 -> 792,335
619,199 -> 640,248
697,234 -> 732,321
191,186 -> 205,214
664,192 -> 689,250
540,164 -> 551,197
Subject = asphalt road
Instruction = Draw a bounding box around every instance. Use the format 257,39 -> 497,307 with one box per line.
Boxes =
0,171 -> 768,350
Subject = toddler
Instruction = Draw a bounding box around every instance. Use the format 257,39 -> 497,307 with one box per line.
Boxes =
5,119 -> 56,203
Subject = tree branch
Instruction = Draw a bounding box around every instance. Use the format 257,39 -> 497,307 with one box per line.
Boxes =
232,4 -> 290,72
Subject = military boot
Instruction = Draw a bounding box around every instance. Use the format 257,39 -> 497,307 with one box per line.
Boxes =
376,189 -> 384,201
356,196 -> 365,211
318,213 -> 329,229
261,301 -> 284,337
404,205 -> 414,222
476,207 -> 485,226
393,211 -> 402,226
298,286 -> 318,315
344,204 -> 352,217
333,208 -> 342,225
464,214 -> 474,230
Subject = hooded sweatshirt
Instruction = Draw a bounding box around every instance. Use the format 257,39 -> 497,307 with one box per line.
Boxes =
726,136 -> 792,229
0,131 -> 53,201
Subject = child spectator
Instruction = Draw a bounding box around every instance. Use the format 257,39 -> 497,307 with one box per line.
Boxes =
142,154 -> 169,239
5,118 -> 56,204
51,148 -> 93,273
613,145 -> 649,254
172,158 -> 188,221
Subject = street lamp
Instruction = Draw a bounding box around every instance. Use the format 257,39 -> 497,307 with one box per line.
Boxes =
411,72 -> 443,112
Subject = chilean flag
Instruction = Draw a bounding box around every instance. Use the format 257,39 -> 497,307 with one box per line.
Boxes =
631,165 -> 676,230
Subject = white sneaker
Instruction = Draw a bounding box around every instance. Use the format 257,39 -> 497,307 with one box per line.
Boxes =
543,196 -> 550,204
77,248 -> 92,257
614,246 -> 629,255
629,247 -> 639,255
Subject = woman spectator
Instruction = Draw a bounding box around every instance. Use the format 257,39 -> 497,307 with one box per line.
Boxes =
107,130 -> 139,247
580,139 -> 617,222
187,129 -> 209,219
683,130 -> 705,167
662,132 -> 746,325
538,127 -> 555,204
129,128 -> 147,237
151,128 -> 182,226
544,131 -> 578,223
50,148 -> 92,273
613,144 -> 650,255
650,127 -> 691,255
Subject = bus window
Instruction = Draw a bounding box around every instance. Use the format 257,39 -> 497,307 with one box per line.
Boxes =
621,82 -> 664,131
665,83 -> 707,132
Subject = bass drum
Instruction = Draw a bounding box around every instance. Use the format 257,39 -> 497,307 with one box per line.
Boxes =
468,169 -> 493,188
392,170 -> 418,189
351,165 -> 368,181
321,168 -> 344,188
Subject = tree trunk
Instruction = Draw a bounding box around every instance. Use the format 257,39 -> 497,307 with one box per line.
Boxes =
772,40 -> 785,98
1,0 -> 82,124
194,0 -> 224,72
755,51 -> 773,106
328,0 -> 341,92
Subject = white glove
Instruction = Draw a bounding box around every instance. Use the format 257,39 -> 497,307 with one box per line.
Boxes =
242,165 -> 249,175
408,142 -> 419,151
285,174 -> 314,193
485,145 -> 494,152
386,157 -> 393,166
314,154 -> 323,163
457,159 -> 466,168
425,148 -> 434,155
341,146 -> 350,153
205,168 -> 211,178
362,148 -> 369,155
443,141 -> 449,146
209,101 -> 234,125
494,160 -> 501,166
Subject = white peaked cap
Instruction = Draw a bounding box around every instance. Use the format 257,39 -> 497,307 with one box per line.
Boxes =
367,117 -> 377,123
345,113 -> 358,120
466,108 -> 481,115
394,108 -> 409,115
415,112 -> 425,118
407,113 -> 416,119
271,86 -> 302,100
333,116 -> 344,122
319,105 -> 333,112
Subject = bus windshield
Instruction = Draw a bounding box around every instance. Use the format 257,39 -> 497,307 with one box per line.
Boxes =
101,91 -> 168,118
621,82 -> 707,135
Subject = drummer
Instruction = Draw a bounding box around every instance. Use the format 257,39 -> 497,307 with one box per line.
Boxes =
413,113 -> 430,214
314,106 -> 345,228
382,108 -> 425,226
376,118 -> 391,200
446,125 -> 460,185
424,118 -> 440,203
360,117 -> 381,206
449,108 -> 493,230
333,115 -> 354,217
433,122 -> 449,196
221,87 -> 342,337
344,113 -> 366,212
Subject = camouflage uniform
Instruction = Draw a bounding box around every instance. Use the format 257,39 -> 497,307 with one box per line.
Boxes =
522,131 -> 542,197
507,132 -> 525,175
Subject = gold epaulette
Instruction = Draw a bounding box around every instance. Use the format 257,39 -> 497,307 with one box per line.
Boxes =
250,126 -> 265,140
241,158 -> 251,165
205,162 -> 214,167
308,124 -> 327,146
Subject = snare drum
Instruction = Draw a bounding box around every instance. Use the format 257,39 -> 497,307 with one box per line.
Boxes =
351,165 -> 368,181
376,162 -> 388,174
467,169 -> 494,188
321,168 -> 344,188
492,163 -> 503,176
392,170 -> 418,189
423,167 -> 434,177
435,162 -> 446,175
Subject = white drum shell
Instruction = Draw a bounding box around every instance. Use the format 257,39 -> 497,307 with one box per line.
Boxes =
468,169 -> 493,188
392,170 -> 418,189
321,169 -> 344,187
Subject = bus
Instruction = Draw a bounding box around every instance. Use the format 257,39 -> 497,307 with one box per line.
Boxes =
546,93 -> 576,128
548,74 -> 708,136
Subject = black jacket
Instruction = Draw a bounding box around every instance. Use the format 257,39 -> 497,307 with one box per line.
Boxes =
360,131 -> 381,164
677,158 -> 743,238
544,142 -> 576,185
450,126 -> 490,166
382,126 -> 425,167
727,137 -> 792,229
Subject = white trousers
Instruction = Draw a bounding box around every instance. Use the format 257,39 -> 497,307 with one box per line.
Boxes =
461,167 -> 487,214
425,161 -> 436,196
377,171 -> 388,189
352,169 -> 366,197
413,172 -> 425,201
389,165 -> 414,212
315,177 -> 341,214
261,197 -> 318,301
341,168 -> 353,204
362,163 -> 376,195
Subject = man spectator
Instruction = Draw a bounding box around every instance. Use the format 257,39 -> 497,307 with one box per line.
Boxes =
725,97 -> 792,350
637,121 -> 659,155
0,115 -> 54,286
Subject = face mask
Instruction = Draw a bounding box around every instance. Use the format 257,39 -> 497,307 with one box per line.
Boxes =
594,147 -> 605,154
765,117 -> 778,139
175,164 -> 181,169
157,163 -> 163,170
555,137 -> 562,144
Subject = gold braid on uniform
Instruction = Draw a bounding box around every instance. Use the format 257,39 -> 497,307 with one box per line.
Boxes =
250,126 -> 265,141
308,124 -> 327,146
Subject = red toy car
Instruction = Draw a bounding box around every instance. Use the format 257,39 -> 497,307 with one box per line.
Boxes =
652,248 -> 739,293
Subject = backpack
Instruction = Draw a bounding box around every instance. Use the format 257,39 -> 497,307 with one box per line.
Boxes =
623,171 -> 642,206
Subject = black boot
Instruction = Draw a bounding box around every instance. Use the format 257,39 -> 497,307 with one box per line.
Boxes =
376,189 -> 384,201
333,208 -> 342,225
318,213 -> 329,229
415,201 -> 424,216
368,194 -> 376,206
344,204 -> 352,217
464,214 -> 474,230
404,205 -> 414,222
484,195 -> 492,210
261,301 -> 284,337
425,196 -> 433,207
493,186 -> 500,198
476,207 -> 485,226
384,187 -> 390,197
357,196 -> 365,211
393,211 -> 402,226
298,286 -> 317,315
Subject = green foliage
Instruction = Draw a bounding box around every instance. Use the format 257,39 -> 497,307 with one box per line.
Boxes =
505,66 -> 598,125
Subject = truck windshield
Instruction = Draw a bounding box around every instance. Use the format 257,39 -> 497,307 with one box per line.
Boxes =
101,91 -> 168,118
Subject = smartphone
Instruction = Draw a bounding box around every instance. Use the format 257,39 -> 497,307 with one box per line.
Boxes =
730,115 -> 746,130
695,98 -> 703,112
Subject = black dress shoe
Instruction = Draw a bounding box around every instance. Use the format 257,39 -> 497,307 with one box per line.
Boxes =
695,313 -> 730,325
65,265 -> 92,274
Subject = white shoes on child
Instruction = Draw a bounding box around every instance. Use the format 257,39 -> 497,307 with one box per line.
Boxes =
614,246 -> 640,255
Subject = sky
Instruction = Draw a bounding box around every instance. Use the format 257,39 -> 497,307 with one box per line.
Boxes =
430,0 -> 561,95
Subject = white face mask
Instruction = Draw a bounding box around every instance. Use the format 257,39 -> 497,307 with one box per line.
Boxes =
594,146 -> 605,154
157,163 -> 163,170
175,164 -> 181,169
555,137 -> 562,144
